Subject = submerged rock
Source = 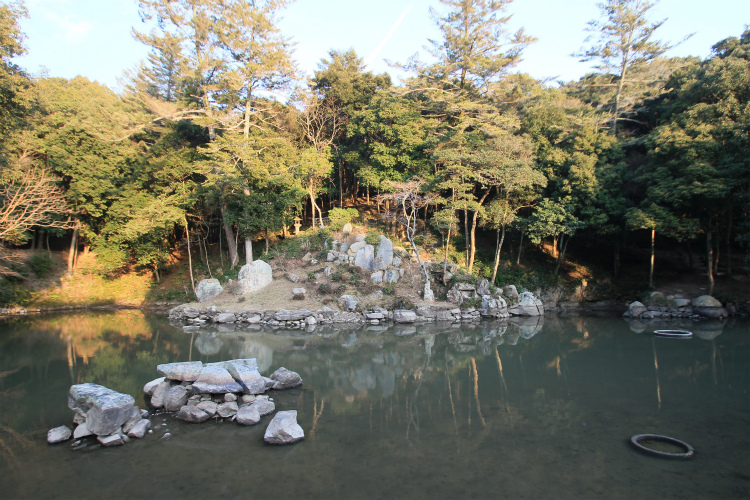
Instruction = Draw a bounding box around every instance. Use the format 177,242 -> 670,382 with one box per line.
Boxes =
127,419 -> 151,439
264,410 -> 304,445
97,434 -> 124,447
270,367 -> 303,390
176,406 -> 211,423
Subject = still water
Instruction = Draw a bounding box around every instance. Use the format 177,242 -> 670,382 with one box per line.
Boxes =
0,311 -> 748,499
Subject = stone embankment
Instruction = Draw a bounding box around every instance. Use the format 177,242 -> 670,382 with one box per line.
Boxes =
622,292 -> 734,321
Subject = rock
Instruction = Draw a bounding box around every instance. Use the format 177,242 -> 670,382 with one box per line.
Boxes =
224,393 -> 237,402
164,385 -> 190,412
508,292 -> 544,316
291,288 -> 306,300
393,310 -> 417,323
192,365 -> 244,394
236,405 -> 261,425
149,381 -> 172,409
286,273 -> 300,283
624,301 -> 648,318
195,279 -> 223,302
143,377 -> 166,395
217,401 -> 238,418
97,434 -> 124,447
47,425 -> 72,444
339,242 -> 350,253
127,419 -> 150,439
383,270 -> 400,284
342,222 -> 353,234
476,279 -> 491,296
73,422 -> 94,439
68,383 -> 137,437
504,285 -> 519,301
446,288 -> 463,304
338,294 -> 359,311
122,406 -> 142,433
373,236 -> 394,270
236,260 -> 273,294
216,312 -> 236,323
176,406 -> 211,423
392,256 -> 402,267
225,362 -> 267,395
423,282 -> 435,303
692,295 -> 727,319
250,399 -> 276,417
264,410 -> 304,445
354,244 -> 375,271
196,401 -> 218,417
270,367 -> 303,390
157,361 -> 203,382
241,395 -> 256,404
348,241 -> 365,256
273,309 -> 313,321
370,270 -> 384,283
305,316 -> 317,326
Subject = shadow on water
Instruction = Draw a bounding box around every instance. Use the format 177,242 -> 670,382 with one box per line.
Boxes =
0,311 -> 748,499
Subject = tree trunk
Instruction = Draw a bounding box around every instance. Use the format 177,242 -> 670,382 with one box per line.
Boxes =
220,198 -> 239,268
184,217 -> 195,294
491,226 -> 506,284
649,229 -> 655,289
706,218 -> 715,296
517,230 -> 524,265
554,233 -> 572,276
245,238 -> 253,265
443,221 -> 453,285
265,228 -> 269,253
67,222 -> 79,276
468,189 -> 491,273
726,209 -> 733,276
463,209 -> 469,267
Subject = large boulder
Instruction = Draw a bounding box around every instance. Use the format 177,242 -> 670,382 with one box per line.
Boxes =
68,383 -> 136,437
192,365 -> 243,394
383,270 -> 400,284
692,295 -> 728,319
164,385 -> 190,412
250,397 -> 276,417
624,301 -> 648,319
143,377 -> 166,395
373,235 -> 394,271
508,292 -> 544,316
236,260 -> 273,294
225,362 -> 267,395
149,380 -> 172,408
338,294 -> 359,311
195,279 -> 223,302
270,367 -> 303,390
393,310 -> 417,323
354,244 -> 375,271
236,405 -> 261,425
273,309 -> 313,321
264,410 -> 304,445
157,361 -> 203,382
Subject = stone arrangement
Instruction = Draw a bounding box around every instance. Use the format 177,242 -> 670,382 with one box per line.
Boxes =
326,234 -> 406,285
623,293 -> 729,320
145,359 -> 304,444
195,260 -> 273,302
47,360 -> 305,448
47,383 -> 151,447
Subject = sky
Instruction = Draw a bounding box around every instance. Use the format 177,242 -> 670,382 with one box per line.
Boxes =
12,0 -> 750,92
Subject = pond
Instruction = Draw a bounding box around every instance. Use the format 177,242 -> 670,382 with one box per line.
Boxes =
0,311 -> 748,499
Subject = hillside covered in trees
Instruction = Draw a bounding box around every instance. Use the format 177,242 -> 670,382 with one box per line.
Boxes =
0,0 -> 748,306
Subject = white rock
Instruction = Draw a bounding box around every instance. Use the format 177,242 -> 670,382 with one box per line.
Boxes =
127,419 -> 151,439
195,279 -> 223,302
47,425 -> 72,444
143,377 -> 166,395
236,260 -> 273,294
236,405 -> 261,425
264,410 -> 304,445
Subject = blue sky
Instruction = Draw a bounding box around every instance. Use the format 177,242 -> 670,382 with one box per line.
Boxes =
13,0 -> 750,91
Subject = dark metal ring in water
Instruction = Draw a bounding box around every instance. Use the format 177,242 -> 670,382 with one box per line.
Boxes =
630,434 -> 695,459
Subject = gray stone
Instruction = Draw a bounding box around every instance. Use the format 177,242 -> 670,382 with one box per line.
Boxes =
504,285 -> 519,300
121,406 -> 142,433
264,410 -> 304,445
182,307 -> 200,319
305,316 -> 317,326
354,244 -> 375,271
236,405 -> 261,425
392,256 -> 402,267
286,273 -> 300,283
216,312 -> 236,323
196,401 -> 218,417
144,376 -> 166,395
225,362 -> 267,395
625,301 -> 648,318
370,270 -> 384,283
68,383 -> 136,437
348,241 -> 365,256
149,381 -> 172,408
224,393 -> 238,402
423,282 -> 435,303
127,419 -> 150,439
164,385 -> 190,412
477,279 -> 491,296
393,310 -> 417,323
374,236 -> 394,270
176,406 -> 211,423
693,295 -> 722,308
47,425 -> 72,444
208,358 -> 259,371
241,394 -> 256,404
236,260 -> 273,294
270,367 -> 303,390
338,294 -> 359,311
157,361 -> 203,382
250,399 -> 276,417
291,288 -> 307,299
446,288 -> 463,304
195,279 -> 223,302
192,365 -> 244,394
97,434 -> 124,447
508,292 -> 544,316
273,309 -> 313,321
73,422 -> 93,439
342,222 -> 353,234
383,270 -> 400,284
217,401 -> 238,418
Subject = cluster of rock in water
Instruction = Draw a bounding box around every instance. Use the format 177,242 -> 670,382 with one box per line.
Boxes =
47,358 -> 305,448
623,292 -> 732,320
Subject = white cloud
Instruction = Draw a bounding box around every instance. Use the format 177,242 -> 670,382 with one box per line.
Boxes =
56,16 -> 93,44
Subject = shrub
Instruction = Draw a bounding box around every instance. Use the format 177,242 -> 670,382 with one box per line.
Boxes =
307,272 -> 317,281
365,230 -> 380,246
29,254 -> 55,277
318,283 -> 333,294
331,271 -> 342,282
336,284 -> 347,294
383,284 -> 395,295
348,270 -> 360,283
328,207 -> 359,230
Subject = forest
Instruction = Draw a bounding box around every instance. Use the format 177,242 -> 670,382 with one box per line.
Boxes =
0,0 -> 748,304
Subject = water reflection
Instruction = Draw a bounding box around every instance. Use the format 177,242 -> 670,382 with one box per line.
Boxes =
0,312 -> 747,499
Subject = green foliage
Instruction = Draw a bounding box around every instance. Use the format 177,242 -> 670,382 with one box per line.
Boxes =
0,280 -> 30,305
330,271 -> 342,282
317,283 -> 333,294
28,253 -> 54,277
348,270 -> 360,283
365,230 -> 380,246
327,207 -> 359,230
383,284 -> 395,295
306,272 -> 316,281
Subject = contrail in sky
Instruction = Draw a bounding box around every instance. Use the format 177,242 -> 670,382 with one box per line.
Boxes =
363,4 -> 413,67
